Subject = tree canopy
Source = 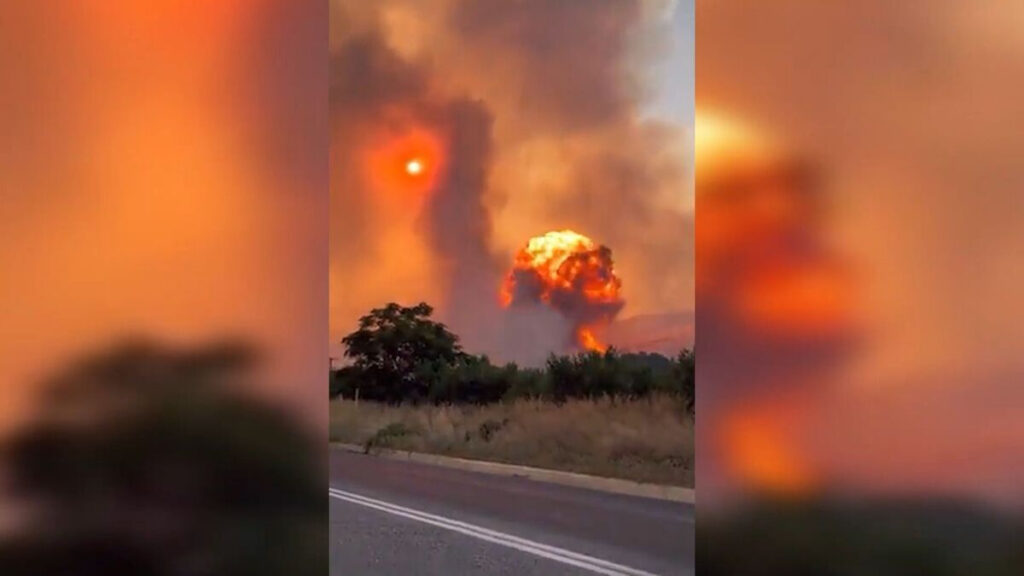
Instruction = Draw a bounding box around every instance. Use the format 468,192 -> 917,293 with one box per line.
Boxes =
341,302 -> 466,403
334,302 -> 695,411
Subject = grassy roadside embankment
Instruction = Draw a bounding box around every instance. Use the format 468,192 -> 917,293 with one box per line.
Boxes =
329,395 -> 693,487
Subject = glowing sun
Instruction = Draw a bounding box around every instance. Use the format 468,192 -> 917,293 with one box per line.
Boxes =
405,158 -> 424,176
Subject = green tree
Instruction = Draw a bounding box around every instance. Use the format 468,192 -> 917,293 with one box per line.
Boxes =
341,302 -> 465,404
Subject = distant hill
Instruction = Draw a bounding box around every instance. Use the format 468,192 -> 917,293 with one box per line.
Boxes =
603,311 -> 694,355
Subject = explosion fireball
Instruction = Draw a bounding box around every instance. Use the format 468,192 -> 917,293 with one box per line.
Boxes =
500,230 -> 624,352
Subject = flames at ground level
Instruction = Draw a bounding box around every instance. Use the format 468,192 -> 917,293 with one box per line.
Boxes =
576,326 -> 604,352
500,230 -> 624,352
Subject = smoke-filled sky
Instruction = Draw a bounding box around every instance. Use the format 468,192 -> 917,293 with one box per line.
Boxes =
330,0 -> 694,361
697,0 -> 1024,506
0,2 -> 328,431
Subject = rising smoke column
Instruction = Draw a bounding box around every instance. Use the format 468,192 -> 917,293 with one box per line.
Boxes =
424,100 -> 503,347
330,0 -> 692,360
330,3 -> 502,350
500,230 -> 625,351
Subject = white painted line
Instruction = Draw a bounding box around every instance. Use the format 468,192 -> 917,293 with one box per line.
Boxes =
329,487 -> 662,576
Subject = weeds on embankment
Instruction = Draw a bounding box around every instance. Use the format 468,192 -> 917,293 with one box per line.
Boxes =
329,395 -> 693,487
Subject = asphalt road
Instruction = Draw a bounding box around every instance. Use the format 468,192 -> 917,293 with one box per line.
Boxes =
329,448 -> 694,575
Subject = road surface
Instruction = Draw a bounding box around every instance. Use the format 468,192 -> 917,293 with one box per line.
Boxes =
329,448 -> 694,575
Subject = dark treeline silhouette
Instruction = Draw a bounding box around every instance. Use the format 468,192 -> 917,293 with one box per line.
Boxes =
0,340 -> 325,576
699,497 -> 1023,575
331,302 -> 695,411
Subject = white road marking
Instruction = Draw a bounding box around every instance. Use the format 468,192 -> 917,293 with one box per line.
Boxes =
329,487 -> 662,576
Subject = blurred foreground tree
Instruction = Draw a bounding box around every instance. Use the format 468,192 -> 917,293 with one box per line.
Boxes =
0,340 -> 325,576
698,497 -> 1022,575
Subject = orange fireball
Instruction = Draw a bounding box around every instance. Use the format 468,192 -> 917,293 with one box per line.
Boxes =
500,230 -> 624,352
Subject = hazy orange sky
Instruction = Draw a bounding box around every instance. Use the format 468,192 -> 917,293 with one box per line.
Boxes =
330,0 -> 694,361
1,2 -> 327,430
697,0 -> 1024,507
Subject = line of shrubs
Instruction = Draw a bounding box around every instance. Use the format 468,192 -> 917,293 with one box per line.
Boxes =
330,348 -> 695,413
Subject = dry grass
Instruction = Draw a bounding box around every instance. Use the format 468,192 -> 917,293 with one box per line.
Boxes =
329,395 -> 693,487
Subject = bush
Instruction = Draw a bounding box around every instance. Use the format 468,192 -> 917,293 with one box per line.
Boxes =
429,355 -> 518,405
364,422 -> 418,453
334,348 -> 695,407
335,302 -> 695,409
670,349 -> 695,414
477,418 -> 508,442
329,366 -> 359,399
543,349 -> 685,403
504,367 -> 549,401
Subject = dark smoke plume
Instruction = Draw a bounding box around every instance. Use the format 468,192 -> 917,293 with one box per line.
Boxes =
330,6 -> 501,349
330,0 -> 692,359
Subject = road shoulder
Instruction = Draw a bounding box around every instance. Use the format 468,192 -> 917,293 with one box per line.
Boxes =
330,442 -> 695,504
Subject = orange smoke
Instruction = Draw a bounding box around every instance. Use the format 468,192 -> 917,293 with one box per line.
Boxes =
696,109 -> 854,342
721,399 -> 821,496
500,230 -> 624,352
696,108 -> 857,502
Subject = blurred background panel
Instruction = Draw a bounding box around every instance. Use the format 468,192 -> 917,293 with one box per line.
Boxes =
0,0 -> 327,426
0,1 -> 327,573
697,0 -> 1023,572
